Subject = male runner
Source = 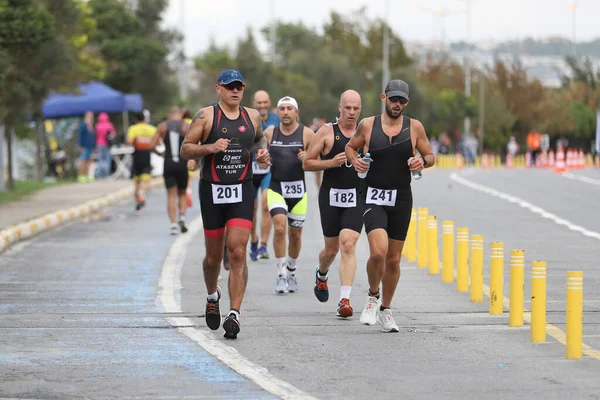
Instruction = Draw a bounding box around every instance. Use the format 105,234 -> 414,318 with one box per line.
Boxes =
264,96 -> 315,294
150,107 -> 190,235
345,79 -> 435,332
303,90 -> 363,317
182,109 -> 195,208
126,112 -> 157,212
249,90 -> 279,261
180,69 -> 270,339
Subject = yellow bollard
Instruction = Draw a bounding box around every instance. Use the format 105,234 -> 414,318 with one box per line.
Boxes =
489,242 -> 504,315
470,235 -> 484,302
403,209 -> 417,262
456,227 -> 469,292
509,250 -> 525,327
417,208 -> 428,268
427,216 -> 440,275
566,271 -> 584,359
442,220 -> 454,283
531,261 -> 547,343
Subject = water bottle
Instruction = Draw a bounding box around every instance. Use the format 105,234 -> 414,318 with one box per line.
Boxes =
412,170 -> 423,181
357,153 -> 371,179
411,158 -> 423,181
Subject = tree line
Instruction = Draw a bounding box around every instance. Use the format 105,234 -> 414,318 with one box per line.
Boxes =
192,7 -> 598,155
1,2 -> 598,189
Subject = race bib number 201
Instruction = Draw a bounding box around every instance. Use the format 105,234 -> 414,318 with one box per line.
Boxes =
281,180 -> 305,199
366,186 -> 397,207
329,188 -> 356,208
212,183 -> 242,204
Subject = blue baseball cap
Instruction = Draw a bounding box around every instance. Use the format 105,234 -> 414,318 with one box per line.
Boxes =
217,69 -> 245,85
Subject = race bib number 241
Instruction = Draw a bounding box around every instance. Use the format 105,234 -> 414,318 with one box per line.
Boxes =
366,186 -> 397,206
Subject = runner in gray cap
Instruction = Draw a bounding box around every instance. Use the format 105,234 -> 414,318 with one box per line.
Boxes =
345,79 -> 435,332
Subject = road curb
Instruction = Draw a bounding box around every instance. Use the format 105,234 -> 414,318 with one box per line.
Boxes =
0,178 -> 163,253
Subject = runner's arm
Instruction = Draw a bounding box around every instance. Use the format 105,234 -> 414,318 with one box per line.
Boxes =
411,120 -> 435,169
345,118 -> 367,165
303,125 -> 335,171
180,107 -> 221,160
247,109 -> 268,153
149,123 -> 165,156
247,108 -> 270,167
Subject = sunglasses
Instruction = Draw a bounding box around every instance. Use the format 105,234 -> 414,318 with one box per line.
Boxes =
388,96 -> 409,105
221,82 -> 245,91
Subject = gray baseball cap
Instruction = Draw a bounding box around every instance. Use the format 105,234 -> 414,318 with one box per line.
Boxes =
384,79 -> 410,99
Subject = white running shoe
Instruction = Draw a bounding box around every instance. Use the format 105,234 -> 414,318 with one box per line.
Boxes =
287,274 -> 299,293
377,308 -> 400,332
360,295 -> 379,326
275,274 -> 288,293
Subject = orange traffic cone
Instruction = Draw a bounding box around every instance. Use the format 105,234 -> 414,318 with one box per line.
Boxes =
554,147 -> 566,174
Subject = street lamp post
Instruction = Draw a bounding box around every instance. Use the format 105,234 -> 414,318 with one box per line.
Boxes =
381,0 -> 391,114
464,0 -> 472,137
568,1 -> 577,57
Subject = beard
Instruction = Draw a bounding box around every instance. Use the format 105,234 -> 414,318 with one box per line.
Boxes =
385,104 -> 403,119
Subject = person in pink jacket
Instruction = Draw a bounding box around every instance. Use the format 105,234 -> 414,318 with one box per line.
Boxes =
95,112 -> 116,178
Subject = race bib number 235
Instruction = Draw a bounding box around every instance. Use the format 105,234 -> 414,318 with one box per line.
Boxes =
281,180 -> 305,199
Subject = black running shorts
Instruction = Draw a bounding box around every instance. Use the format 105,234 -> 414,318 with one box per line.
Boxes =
164,162 -> 189,190
318,185 -> 363,237
199,179 -> 254,237
362,187 -> 412,241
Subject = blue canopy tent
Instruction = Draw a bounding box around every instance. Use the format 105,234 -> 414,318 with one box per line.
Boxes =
124,94 -> 144,113
42,81 -> 126,119
42,81 -> 144,135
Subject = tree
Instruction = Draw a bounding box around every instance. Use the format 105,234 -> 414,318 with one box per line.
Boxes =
88,0 -> 180,112
26,0 -> 105,180
0,0 -> 55,189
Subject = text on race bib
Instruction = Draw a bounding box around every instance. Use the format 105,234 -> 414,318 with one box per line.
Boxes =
366,186 -> 397,207
329,188 -> 356,208
252,161 -> 271,174
211,183 -> 243,204
281,180 -> 305,199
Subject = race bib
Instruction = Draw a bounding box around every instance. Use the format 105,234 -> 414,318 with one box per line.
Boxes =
281,180 -> 305,199
366,186 -> 397,206
252,161 -> 271,174
329,188 -> 356,208
212,183 -> 243,204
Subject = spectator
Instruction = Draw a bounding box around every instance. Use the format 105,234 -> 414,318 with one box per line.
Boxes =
95,112 -> 116,178
507,136 -> 519,157
78,111 -> 96,183
527,130 -> 542,164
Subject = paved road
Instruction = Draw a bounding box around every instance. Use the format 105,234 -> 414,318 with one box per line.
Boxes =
0,183 -> 277,399
180,169 -> 600,399
1,169 -> 599,399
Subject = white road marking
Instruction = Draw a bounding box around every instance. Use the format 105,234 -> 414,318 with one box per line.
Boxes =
450,172 -> 600,241
563,172 -> 600,186
157,216 -> 317,400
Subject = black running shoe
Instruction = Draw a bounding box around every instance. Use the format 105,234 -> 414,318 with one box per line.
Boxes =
179,219 -> 188,233
313,266 -> 329,303
223,313 -> 240,340
205,286 -> 222,330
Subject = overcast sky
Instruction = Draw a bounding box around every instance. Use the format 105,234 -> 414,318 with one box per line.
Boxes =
162,0 -> 597,57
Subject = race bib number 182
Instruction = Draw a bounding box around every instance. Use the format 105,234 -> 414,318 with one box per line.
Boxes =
281,180 -> 305,199
329,188 -> 356,208
212,183 -> 243,204
366,186 -> 397,207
